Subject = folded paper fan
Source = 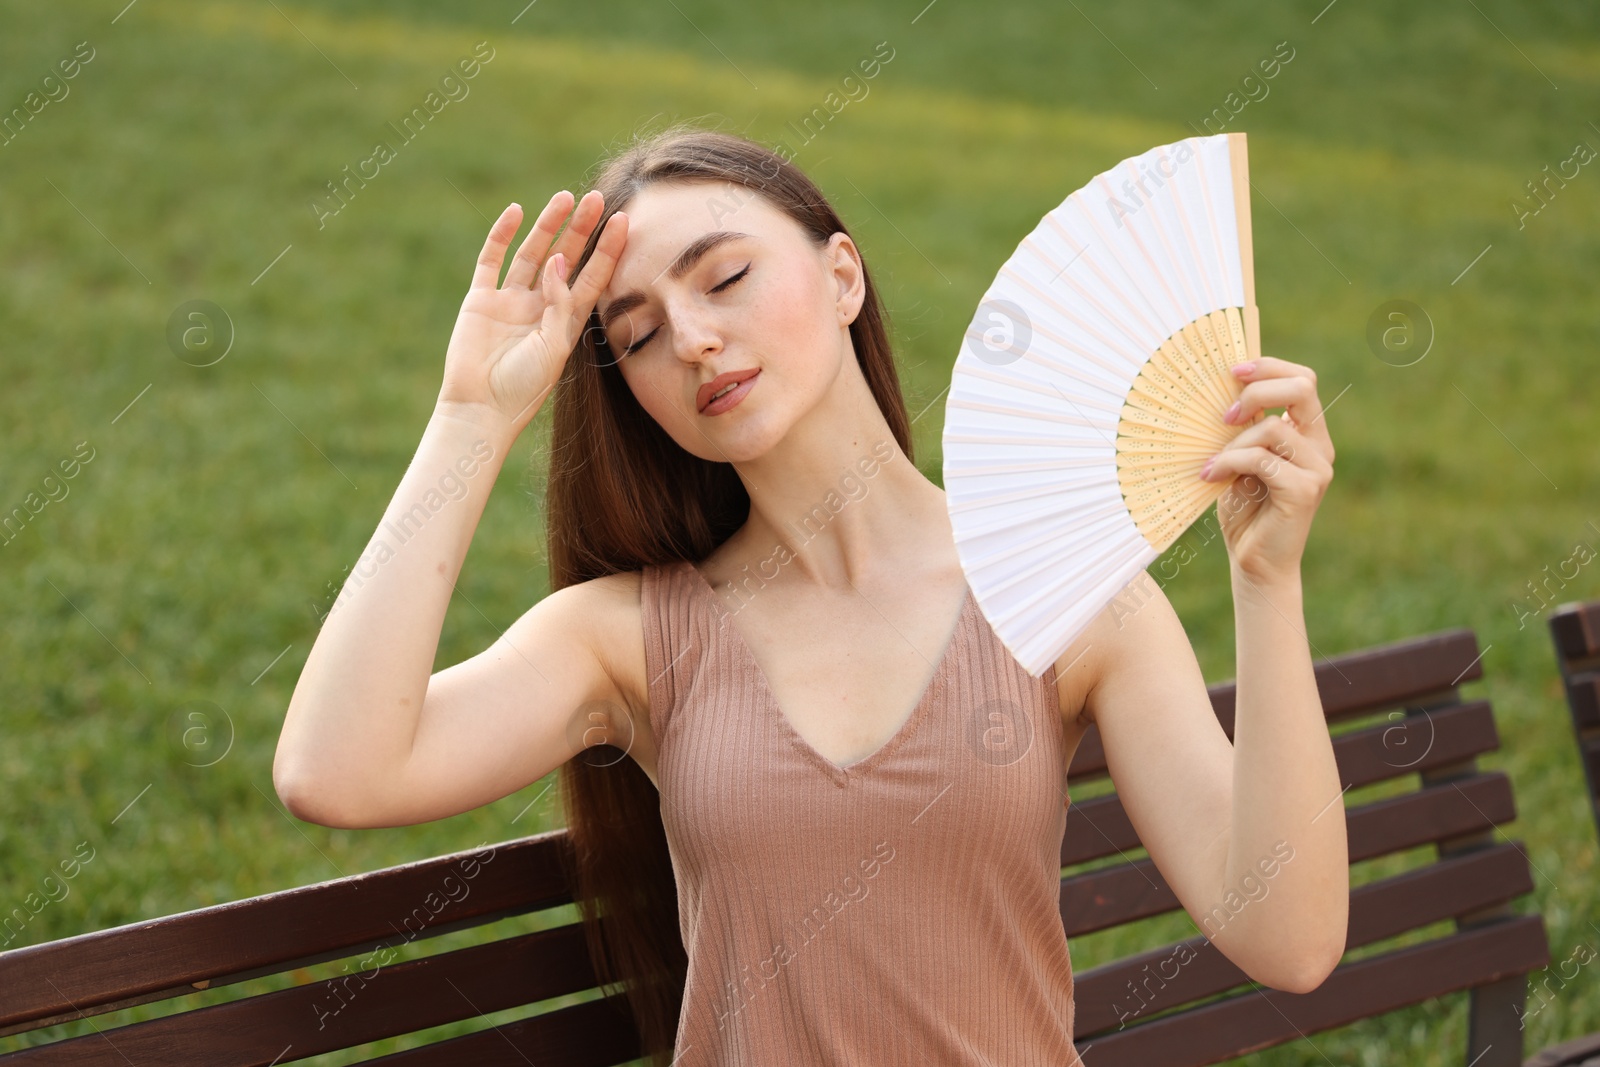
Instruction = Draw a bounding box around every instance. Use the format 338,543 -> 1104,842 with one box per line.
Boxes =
941,131 -> 1266,678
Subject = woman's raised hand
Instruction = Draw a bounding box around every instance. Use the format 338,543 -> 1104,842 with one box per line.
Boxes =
1199,356 -> 1336,586
435,190 -> 628,437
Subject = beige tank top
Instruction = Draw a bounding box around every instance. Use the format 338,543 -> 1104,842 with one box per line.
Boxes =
641,558 -> 1082,1065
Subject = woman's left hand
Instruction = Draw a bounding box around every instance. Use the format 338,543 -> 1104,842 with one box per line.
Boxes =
1199,356 -> 1336,585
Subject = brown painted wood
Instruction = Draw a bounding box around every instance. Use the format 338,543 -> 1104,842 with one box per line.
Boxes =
1074,915 -> 1549,1067
1466,972 -> 1528,1067
363,995 -> 641,1066
0,922 -> 617,1065
1565,675 -> 1600,732
1550,601 -> 1600,661
0,994 -> 639,1067
1526,1030 -> 1600,1067
1582,740 -> 1600,791
1059,771 -> 1515,937
1061,701 -> 1498,867
1519,595 -> 1600,1067
1072,841 -> 1533,1036
1068,628 -> 1484,783
1548,601 -> 1600,846
0,833 -> 573,1034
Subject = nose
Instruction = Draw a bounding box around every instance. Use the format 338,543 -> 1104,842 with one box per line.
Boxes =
666,298 -> 724,366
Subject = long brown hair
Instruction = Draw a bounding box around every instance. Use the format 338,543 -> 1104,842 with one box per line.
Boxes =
547,120 -> 915,1062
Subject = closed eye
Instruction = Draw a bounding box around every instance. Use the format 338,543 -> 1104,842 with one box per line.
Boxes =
711,264 -> 750,293
621,265 -> 750,356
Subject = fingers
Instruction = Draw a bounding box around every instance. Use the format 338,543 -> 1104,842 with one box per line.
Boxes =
1210,411 -> 1306,467
534,190 -> 609,289
1226,376 -> 1319,429
1201,412 -> 1332,495
501,190 -> 580,290
565,209 -> 629,333
469,203 -> 525,290
535,249 -> 577,362
1230,357 -> 1334,456
1201,442 -> 1323,498
542,250 -> 570,303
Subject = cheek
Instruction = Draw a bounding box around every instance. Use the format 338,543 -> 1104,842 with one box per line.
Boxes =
760,265 -> 832,341
748,264 -> 846,387
620,360 -> 689,430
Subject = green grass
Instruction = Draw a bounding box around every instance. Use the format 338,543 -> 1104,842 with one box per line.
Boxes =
2,0 -> 1598,1061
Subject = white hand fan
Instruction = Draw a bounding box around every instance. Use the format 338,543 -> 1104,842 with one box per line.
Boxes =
941,131 -> 1265,678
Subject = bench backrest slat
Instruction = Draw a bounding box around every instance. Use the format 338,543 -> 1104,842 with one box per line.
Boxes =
1066,628 -> 1483,783
1072,839 -> 1534,1036
1077,915 -> 1547,1067
358,996 -> 640,1067
1060,770 -> 1515,938
0,923 -> 635,1066
1549,600 -> 1600,662
0,832 -> 573,1036
1549,599 -> 1600,843
1061,700 -> 1499,868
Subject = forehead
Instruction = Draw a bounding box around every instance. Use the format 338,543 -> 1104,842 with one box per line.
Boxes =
602,181 -> 791,296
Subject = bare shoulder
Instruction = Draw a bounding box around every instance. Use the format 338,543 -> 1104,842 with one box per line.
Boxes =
1052,570 -> 1176,729
346,568 -> 656,828
546,569 -> 652,737
544,572 -> 656,771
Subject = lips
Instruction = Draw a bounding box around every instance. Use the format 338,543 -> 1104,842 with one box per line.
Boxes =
697,368 -> 761,413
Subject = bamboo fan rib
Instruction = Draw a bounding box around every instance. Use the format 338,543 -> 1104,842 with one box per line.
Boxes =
942,131 -> 1264,677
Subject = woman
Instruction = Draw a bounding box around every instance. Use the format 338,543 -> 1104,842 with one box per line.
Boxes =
275,122 -> 1348,1065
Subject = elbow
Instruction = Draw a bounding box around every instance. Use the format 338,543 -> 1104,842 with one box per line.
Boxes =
272,758 -> 364,828
1266,954 -> 1339,995
1255,936 -> 1345,994
1250,884 -> 1350,994
272,762 -> 323,824
273,715 -> 390,828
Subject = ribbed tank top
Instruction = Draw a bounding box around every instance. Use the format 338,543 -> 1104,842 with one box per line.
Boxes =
640,559 -> 1082,1066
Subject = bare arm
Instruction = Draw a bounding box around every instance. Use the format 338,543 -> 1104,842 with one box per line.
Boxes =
1073,355 -> 1346,993
1081,571 -> 1346,993
273,409 -> 620,828
273,189 -> 632,828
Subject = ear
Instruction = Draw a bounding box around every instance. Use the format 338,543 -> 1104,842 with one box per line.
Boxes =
826,232 -> 867,327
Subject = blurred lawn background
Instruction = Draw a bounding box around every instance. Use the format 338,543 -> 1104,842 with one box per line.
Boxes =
2,0 -> 1598,1062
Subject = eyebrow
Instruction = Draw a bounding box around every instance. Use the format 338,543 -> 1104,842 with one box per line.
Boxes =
599,230 -> 754,332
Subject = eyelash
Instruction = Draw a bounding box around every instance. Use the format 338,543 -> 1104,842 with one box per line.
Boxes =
622,265 -> 750,356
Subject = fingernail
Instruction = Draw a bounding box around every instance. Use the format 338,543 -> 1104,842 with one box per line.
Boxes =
1233,361 -> 1256,376
1223,401 -> 1241,424
551,253 -> 566,280
1200,456 -> 1215,479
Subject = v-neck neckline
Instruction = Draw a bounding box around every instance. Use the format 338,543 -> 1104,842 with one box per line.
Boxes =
680,559 -> 974,784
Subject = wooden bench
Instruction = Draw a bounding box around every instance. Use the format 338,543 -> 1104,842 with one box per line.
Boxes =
1549,598 -> 1600,844
0,836 -> 642,1065
1065,625 -> 1549,1066
1525,599 -> 1600,1067
0,625 -> 1559,1065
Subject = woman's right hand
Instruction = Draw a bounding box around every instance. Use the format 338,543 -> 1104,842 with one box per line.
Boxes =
435,190 -> 629,437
